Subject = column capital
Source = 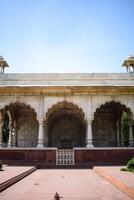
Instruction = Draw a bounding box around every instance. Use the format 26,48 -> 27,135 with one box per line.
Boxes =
37,116 -> 44,123
86,116 -> 93,124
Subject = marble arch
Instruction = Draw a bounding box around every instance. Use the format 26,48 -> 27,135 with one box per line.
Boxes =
93,101 -> 132,118
92,101 -> 133,147
91,95 -> 134,117
45,100 -> 85,123
0,102 -> 38,147
45,101 -> 86,148
1,102 -> 38,115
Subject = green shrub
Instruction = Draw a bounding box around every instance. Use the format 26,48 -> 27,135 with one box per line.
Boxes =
120,167 -> 127,171
0,160 -> 2,170
121,157 -> 134,173
127,157 -> 134,171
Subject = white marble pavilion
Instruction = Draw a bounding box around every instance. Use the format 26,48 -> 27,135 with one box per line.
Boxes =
0,56 -> 134,149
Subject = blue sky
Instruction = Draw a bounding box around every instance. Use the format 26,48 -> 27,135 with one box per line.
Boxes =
0,0 -> 134,73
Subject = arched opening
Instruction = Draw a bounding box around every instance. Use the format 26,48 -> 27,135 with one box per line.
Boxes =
46,101 -> 86,148
1,102 -> 38,147
92,101 -> 132,147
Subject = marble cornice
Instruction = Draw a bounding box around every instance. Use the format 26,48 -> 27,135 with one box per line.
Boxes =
0,73 -> 134,95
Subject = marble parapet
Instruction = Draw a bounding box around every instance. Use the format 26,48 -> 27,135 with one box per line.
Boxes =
0,73 -> 134,87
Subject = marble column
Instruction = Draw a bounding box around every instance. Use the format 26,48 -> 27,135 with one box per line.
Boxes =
120,120 -> 124,147
12,120 -> 17,147
8,111 -> 12,147
44,123 -> 48,147
0,112 -> 3,147
128,120 -> 134,147
37,117 -> 44,148
86,118 -> 94,148
116,121 -> 120,147
37,95 -> 44,148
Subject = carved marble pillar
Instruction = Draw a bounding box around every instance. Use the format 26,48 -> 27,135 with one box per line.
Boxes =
37,95 -> 44,148
44,123 -> 48,147
8,111 -> 12,147
37,117 -> 44,148
86,118 -> 94,148
12,120 -> 17,147
120,120 -> 124,147
128,120 -> 134,147
0,111 -> 3,147
116,121 -> 120,147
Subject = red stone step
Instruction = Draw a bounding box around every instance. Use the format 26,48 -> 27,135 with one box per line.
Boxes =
0,167 -> 37,192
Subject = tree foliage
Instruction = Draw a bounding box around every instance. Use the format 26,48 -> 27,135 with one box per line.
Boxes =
2,112 -> 9,143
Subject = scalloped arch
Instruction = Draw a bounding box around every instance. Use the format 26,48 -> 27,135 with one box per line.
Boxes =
1,102 -> 37,116
94,100 -> 132,118
46,100 -> 85,122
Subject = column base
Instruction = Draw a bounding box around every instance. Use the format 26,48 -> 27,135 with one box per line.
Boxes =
86,143 -> 94,148
37,143 -> 44,148
129,141 -> 134,147
0,142 -> 2,148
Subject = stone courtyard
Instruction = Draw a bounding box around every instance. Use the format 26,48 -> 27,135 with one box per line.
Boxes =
0,166 -> 134,200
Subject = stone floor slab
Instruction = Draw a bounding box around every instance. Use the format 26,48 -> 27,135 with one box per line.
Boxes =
94,166 -> 134,200
0,169 -> 132,200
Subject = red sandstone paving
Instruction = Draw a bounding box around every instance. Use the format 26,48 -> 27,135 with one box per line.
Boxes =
94,166 -> 134,189
0,166 -> 34,184
0,169 -> 131,200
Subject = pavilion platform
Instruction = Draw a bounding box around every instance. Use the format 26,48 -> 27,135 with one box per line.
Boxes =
0,147 -> 134,167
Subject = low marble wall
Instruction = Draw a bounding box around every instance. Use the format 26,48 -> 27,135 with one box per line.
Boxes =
74,148 -> 134,166
0,148 -> 56,166
0,148 -> 134,167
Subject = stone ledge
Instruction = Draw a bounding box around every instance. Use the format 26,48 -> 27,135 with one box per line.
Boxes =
0,167 -> 37,193
0,147 -> 58,150
74,147 -> 134,150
